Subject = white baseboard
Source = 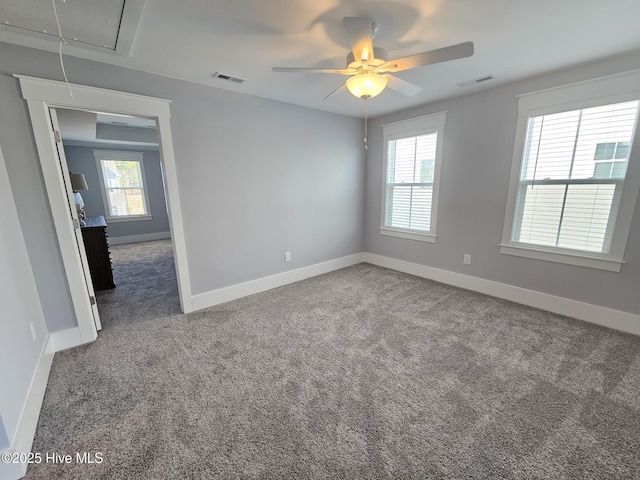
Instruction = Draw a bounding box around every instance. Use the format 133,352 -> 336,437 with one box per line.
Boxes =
364,253 -> 640,336
191,251 -> 639,335
108,231 -> 171,245
191,253 -> 365,311
50,327 -> 83,352
1,336 -> 55,479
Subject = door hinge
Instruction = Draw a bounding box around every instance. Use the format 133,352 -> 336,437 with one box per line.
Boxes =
72,218 -> 80,229
90,296 -> 96,305
54,131 -> 61,143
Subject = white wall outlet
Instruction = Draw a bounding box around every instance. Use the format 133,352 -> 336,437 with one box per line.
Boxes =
284,252 -> 291,262
30,321 -> 37,341
463,254 -> 472,265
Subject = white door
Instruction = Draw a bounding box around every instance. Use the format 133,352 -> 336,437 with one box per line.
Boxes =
48,108 -> 102,331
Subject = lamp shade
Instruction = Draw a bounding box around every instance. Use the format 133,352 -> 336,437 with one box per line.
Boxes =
346,73 -> 388,99
69,173 -> 88,191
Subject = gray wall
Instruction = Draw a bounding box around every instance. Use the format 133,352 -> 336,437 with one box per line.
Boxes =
64,145 -> 170,239
0,141 -> 48,467
364,51 -> 640,315
0,66 -> 76,334
0,41 -> 364,331
176,94 -> 364,293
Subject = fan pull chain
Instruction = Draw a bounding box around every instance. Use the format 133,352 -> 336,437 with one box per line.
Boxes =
52,0 -> 73,98
364,97 -> 368,150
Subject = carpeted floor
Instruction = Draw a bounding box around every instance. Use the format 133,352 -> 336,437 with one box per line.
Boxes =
25,240 -> 640,479
94,239 -> 182,329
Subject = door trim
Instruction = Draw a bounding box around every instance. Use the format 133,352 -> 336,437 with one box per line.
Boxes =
17,75 -> 193,343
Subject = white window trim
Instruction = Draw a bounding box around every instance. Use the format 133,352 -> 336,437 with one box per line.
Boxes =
379,227 -> 437,243
380,111 -> 446,243
500,69 -> 640,272
93,149 -> 153,222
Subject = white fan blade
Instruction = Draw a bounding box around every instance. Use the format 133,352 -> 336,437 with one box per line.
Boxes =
380,41 -> 474,73
272,67 -> 353,74
343,17 -> 375,64
384,75 -> 422,96
323,83 -> 347,100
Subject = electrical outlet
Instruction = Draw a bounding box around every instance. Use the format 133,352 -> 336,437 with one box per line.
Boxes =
463,254 -> 471,265
284,252 -> 291,262
30,321 -> 37,341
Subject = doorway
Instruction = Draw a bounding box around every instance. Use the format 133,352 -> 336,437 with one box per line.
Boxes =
54,106 -> 181,331
18,75 -> 193,346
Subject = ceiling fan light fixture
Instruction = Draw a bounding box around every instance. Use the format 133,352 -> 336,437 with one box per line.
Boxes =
346,73 -> 388,99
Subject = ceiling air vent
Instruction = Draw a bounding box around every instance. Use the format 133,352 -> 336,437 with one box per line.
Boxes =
212,72 -> 246,84
457,74 -> 494,88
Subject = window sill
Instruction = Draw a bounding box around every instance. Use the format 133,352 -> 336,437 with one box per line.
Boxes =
380,228 -> 436,243
499,244 -> 623,272
105,214 -> 153,223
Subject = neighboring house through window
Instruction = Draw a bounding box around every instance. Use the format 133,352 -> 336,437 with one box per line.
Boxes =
593,141 -> 630,179
380,112 -> 446,243
93,150 -> 152,222
500,71 -> 640,271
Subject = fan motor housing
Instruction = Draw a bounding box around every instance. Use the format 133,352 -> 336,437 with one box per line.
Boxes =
347,47 -> 389,69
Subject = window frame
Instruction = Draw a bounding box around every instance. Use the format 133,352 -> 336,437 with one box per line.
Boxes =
500,70 -> 640,272
380,112 -> 447,243
93,149 -> 152,223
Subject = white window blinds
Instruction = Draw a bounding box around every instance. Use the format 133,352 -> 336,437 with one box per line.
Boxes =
513,100 -> 639,254
385,133 -> 437,232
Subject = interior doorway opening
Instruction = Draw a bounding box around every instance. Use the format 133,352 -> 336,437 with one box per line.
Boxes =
53,106 -> 179,332
18,75 -> 193,346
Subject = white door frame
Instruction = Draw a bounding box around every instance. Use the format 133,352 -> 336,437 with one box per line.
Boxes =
17,75 -> 193,344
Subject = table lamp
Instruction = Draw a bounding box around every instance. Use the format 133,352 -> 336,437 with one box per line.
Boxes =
69,173 -> 88,226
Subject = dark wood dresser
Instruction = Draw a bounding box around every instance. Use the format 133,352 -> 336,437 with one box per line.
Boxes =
81,216 -> 115,291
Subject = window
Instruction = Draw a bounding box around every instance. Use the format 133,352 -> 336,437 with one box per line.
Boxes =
593,141 -> 629,179
501,71 -> 640,271
380,112 -> 446,242
93,150 -> 151,222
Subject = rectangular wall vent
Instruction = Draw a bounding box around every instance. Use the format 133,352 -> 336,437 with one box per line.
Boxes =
457,74 -> 494,88
212,72 -> 247,84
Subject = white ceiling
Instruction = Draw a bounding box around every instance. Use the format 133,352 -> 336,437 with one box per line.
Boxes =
2,0 -> 640,118
55,108 -> 158,147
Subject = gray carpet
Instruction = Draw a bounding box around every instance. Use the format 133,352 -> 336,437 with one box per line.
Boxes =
25,240 -> 640,479
95,239 -> 182,328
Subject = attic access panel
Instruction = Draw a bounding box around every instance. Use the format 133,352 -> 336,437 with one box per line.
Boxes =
0,0 -> 144,54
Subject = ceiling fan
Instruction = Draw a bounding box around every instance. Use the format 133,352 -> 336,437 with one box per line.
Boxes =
273,17 -> 474,100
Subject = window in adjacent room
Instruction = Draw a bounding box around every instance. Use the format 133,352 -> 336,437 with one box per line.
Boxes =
380,112 -> 446,243
500,71 -> 640,271
93,150 -> 151,222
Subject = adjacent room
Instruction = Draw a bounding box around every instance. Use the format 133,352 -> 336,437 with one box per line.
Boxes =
1,1 -> 640,478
